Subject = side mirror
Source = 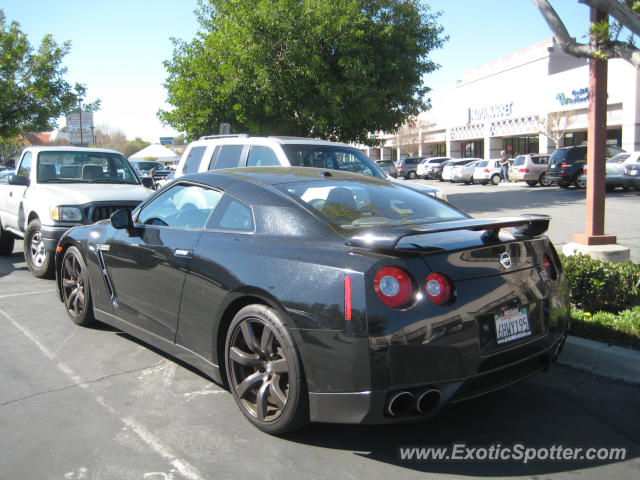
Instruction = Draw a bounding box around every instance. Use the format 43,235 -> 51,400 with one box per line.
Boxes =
110,208 -> 134,230
141,177 -> 155,189
8,174 -> 29,186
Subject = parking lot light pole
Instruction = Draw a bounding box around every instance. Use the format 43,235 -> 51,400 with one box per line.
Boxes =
572,7 -> 616,247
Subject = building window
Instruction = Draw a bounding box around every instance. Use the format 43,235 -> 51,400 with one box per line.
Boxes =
503,136 -> 539,156
431,143 -> 446,156
461,140 -> 483,158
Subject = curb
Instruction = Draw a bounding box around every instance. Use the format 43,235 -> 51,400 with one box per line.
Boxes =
557,335 -> 640,385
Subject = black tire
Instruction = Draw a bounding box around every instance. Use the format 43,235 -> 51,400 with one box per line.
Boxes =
539,173 -> 553,187
490,174 -> 500,185
225,305 -> 308,434
60,246 -> 95,326
526,180 -> 538,187
24,218 -> 55,278
0,221 -> 15,256
407,171 -> 417,180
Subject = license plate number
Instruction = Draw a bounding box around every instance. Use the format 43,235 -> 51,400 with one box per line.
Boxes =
495,307 -> 531,344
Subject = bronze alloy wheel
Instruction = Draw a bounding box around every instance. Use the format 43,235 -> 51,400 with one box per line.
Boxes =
225,305 -> 308,434
228,318 -> 290,422
61,246 -> 95,326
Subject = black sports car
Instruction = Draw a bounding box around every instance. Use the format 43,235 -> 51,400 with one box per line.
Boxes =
55,167 -> 569,434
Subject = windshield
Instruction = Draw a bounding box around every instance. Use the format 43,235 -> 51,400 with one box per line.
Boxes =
37,151 -> 140,184
607,153 -> 630,164
134,161 -> 164,171
281,145 -> 386,178
277,180 -> 467,231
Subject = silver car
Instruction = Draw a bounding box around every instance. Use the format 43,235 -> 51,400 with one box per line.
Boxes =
509,154 -> 551,186
578,151 -> 639,190
450,160 -> 480,184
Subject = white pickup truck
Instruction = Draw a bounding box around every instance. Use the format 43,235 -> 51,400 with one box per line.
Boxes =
0,146 -> 152,278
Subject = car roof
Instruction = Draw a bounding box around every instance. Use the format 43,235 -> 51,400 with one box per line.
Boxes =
187,135 -> 356,150
22,146 -> 123,155
181,166 -> 391,188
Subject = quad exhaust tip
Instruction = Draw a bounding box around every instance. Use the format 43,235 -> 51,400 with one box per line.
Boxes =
417,389 -> 442,415
387,391 -> 414,417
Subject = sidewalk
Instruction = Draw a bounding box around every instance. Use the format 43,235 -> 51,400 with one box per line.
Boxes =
557,335 -> 640,385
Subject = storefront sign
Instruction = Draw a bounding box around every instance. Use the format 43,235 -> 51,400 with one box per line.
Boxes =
556,87 -> 588,106
467,102 -> 513,124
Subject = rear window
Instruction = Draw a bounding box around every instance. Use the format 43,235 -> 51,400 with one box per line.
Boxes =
550,147 -> 586,164
607,153 -> 630,164
276,180 -> 467,231
513,156 -> 525,166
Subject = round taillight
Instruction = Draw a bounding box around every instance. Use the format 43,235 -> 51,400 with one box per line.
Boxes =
374,267 -> 413,308
425,273 -> 452,305
543,254 -> 557,280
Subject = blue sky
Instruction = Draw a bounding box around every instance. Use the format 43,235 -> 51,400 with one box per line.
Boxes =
3,1 -> 590,143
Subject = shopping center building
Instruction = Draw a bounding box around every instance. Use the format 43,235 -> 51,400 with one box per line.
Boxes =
361,38 -> 640,161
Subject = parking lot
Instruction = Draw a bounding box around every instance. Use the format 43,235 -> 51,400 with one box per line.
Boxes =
1,183 -> 639,479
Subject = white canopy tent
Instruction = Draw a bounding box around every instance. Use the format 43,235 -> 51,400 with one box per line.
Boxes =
128,144 -> 179,164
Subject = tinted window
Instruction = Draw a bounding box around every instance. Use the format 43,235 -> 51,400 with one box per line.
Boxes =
277,180 -> 466,231
137,184 -> 222,229
607,153 -> 630,164
17,152 -> 32,178
550,147 -> 586,164
183,146 -> 207,174
513,156 -> 525,166
207,195 -> 254,232
247,146 -> 280,167
214,145 -> 244,169
207,146 -> 221,170
282,145 -> 385,178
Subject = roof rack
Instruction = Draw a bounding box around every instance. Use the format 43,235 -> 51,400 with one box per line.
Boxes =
198,134 -> 250,140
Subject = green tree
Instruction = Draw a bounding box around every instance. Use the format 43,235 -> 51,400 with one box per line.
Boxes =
121,137 -> 150,158
0,10 -> 92,139
159,0 -> 446,145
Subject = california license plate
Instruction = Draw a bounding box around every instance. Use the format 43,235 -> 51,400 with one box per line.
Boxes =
495,307 -> 532,344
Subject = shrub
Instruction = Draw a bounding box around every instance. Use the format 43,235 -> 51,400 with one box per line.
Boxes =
559,253 -> 640,313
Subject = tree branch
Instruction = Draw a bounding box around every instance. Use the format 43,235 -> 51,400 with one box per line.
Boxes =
531,0 -> 640,67
579,0 -> 640,37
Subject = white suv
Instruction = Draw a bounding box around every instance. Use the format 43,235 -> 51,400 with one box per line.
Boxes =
173,135 -> 447,200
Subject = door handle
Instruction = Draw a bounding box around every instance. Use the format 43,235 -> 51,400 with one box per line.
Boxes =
173,249 -> 193,258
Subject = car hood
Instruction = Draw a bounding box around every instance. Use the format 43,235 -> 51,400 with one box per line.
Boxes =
34,183 -> 151,204
388,177 -> 447,201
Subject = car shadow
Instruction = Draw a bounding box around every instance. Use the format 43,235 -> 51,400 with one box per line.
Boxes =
0,251 -> 29,278
282,368 -> 639,476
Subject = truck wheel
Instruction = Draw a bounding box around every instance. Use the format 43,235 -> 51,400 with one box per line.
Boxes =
24,218 -> 55,278
0,222 -> 15,256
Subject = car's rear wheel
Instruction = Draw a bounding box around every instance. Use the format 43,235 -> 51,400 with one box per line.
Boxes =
225,305 -> 308,434
526,180 -> 538,187
61,246 -> 95,326
539,173 -> 553,187
575,175 -> 586,189
24,219 -> 54,278
491,174 -> 500,185
0,221 -> 14,256
407,171 -> 417,180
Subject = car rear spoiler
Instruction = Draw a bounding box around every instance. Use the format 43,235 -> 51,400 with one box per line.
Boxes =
346,214 -> 550,251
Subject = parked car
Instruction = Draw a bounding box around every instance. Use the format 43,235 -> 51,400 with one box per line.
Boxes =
546,145 -> 624,189
174,134 -> 446,201
417,157 -> 450,179
578,151 -> 640,191
130,160 -> 172,188
0,146 -> 152,277
621,161 -> 640,190
474,159 -> 503,185
442,158 -> 482,182
509,154 -> 551,187
450,160 -> 480,184
55,167 -> 569,434
430,160 -> 451,180
375,160 -> 397,178
395,157 -> 424,179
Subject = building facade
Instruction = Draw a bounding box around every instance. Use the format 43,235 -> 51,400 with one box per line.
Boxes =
362,38 -> 640,161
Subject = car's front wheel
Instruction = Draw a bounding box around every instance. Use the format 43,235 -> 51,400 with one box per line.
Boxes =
60,246 -> 95,326
24,219 -> 54,278
225,305 -> 308,434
